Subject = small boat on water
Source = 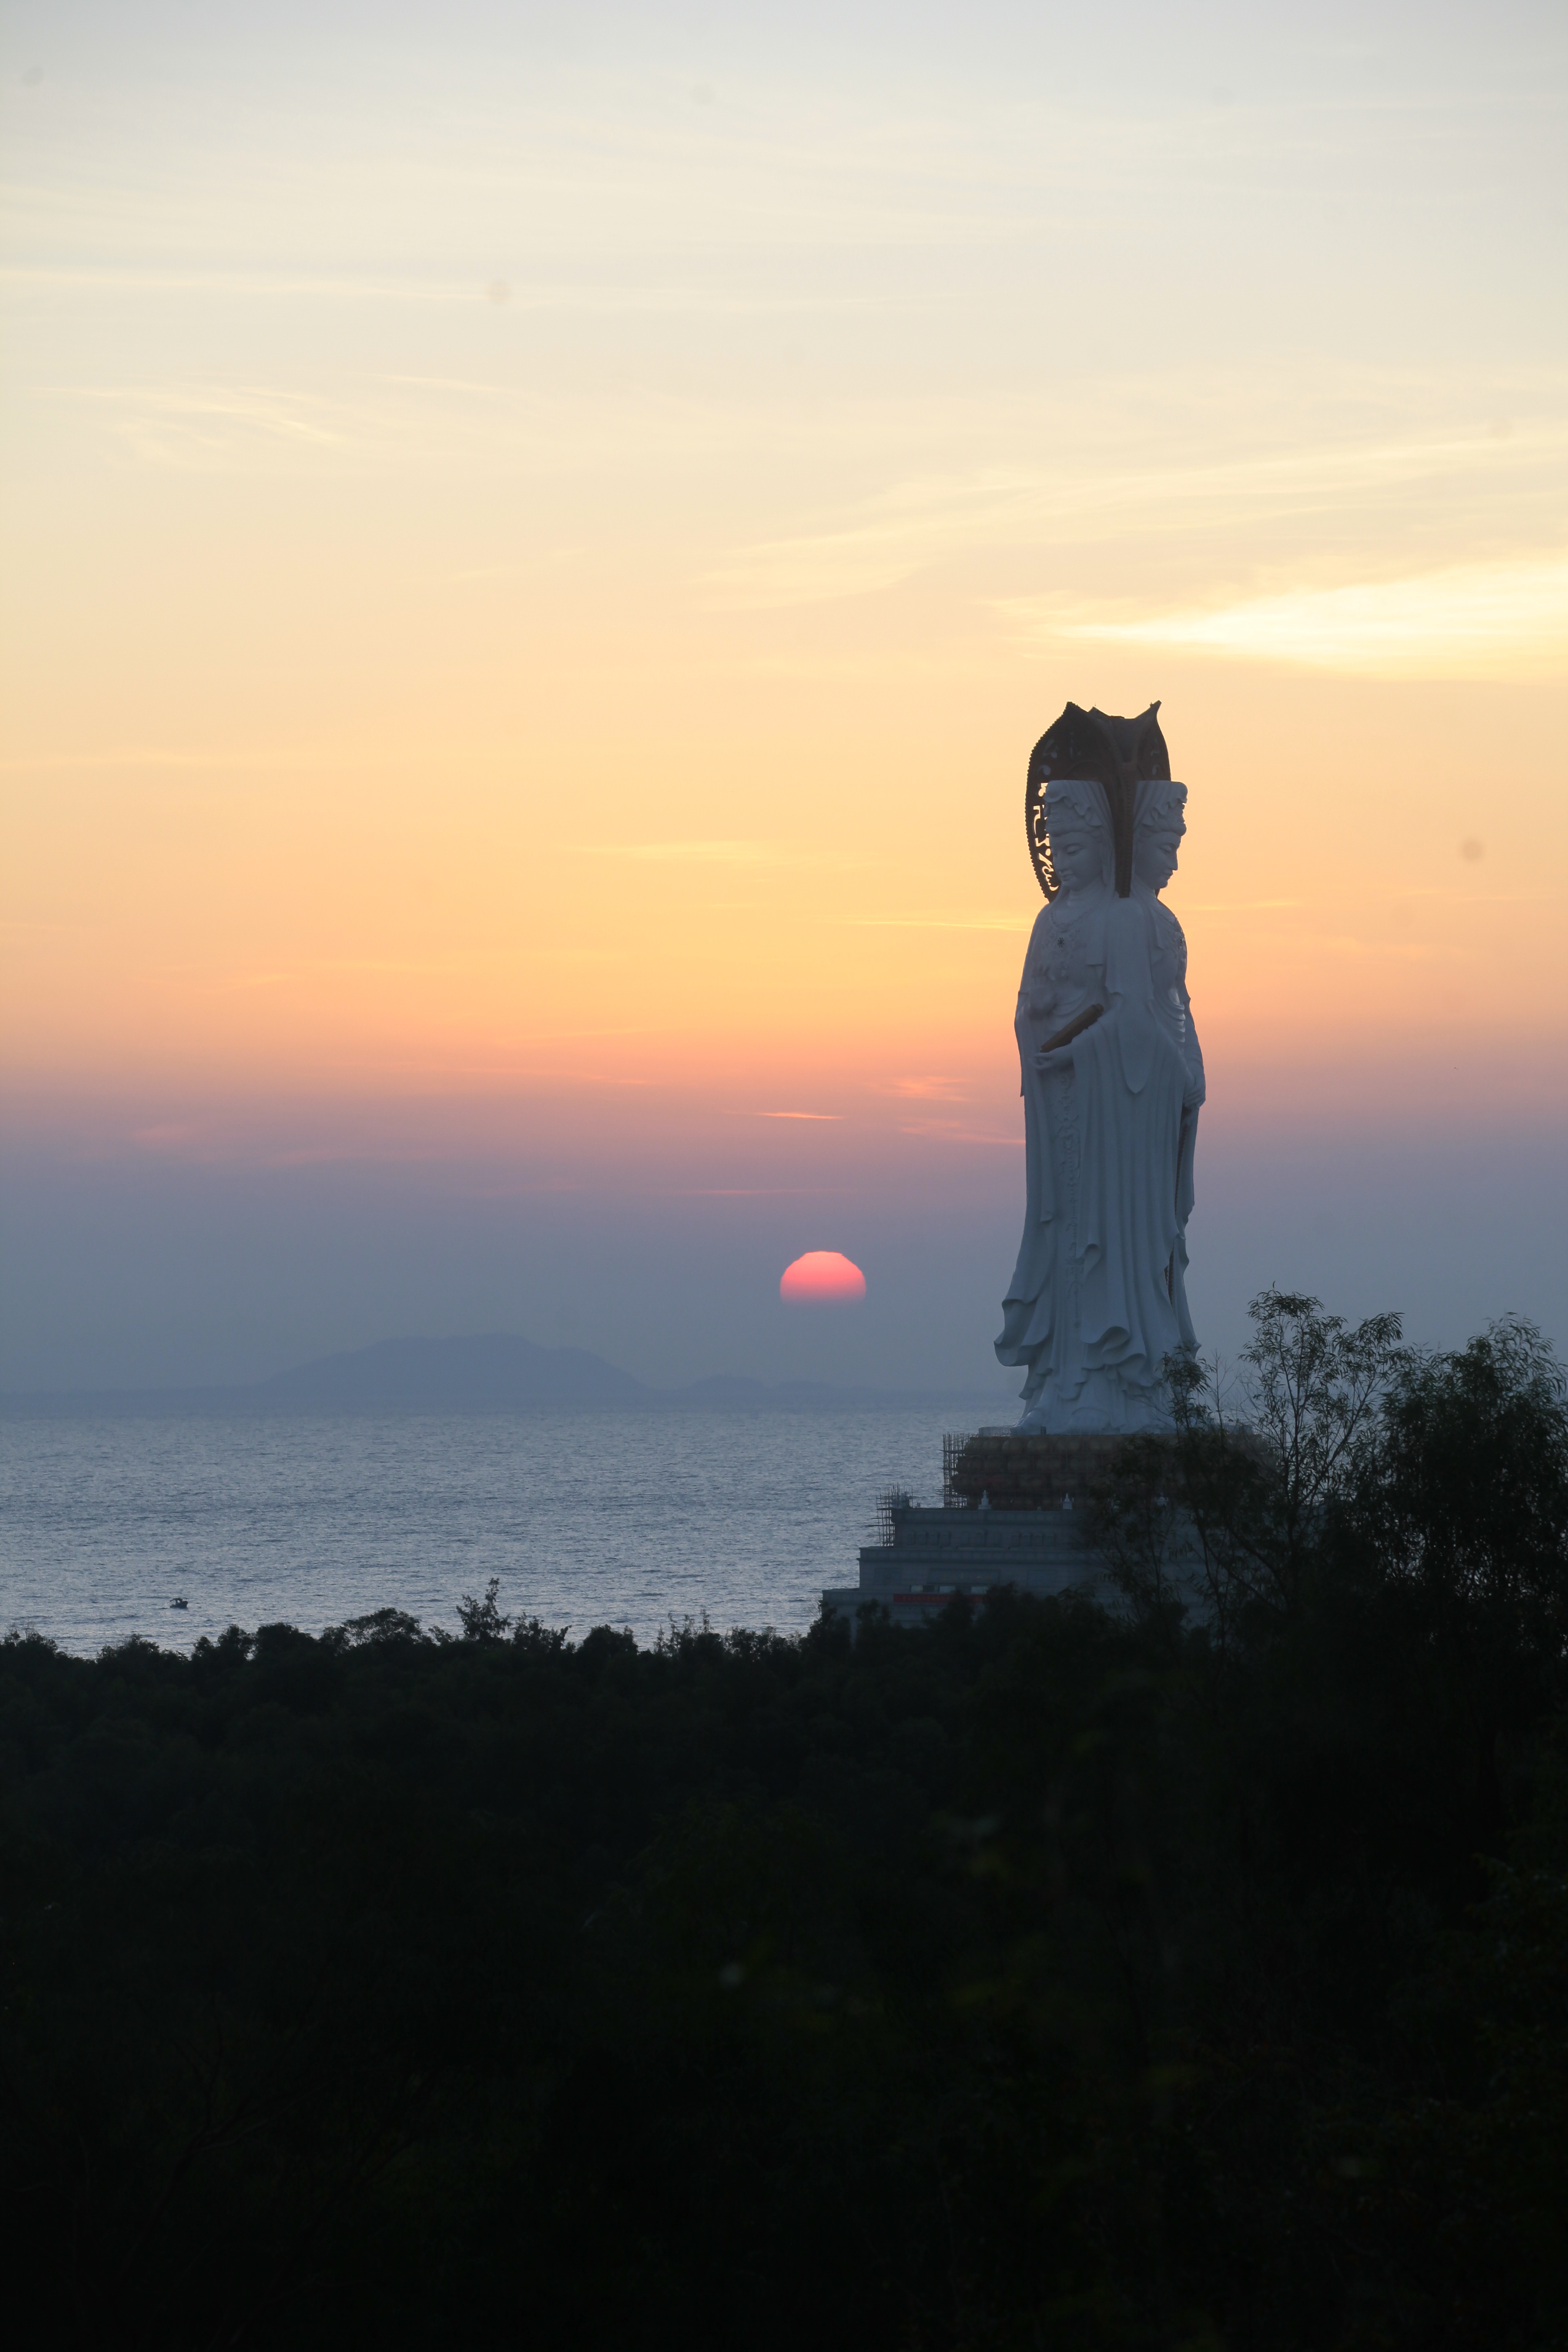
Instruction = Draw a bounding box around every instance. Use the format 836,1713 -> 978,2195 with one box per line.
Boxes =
169,1596 -> 189,1611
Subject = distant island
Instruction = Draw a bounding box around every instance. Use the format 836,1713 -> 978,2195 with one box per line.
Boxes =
2,1332 -> 1012,1416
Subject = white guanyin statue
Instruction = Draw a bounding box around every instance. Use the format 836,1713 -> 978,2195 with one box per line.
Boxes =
996,703 -> 1205,1433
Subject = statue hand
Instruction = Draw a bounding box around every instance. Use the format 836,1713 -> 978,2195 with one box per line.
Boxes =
1034,1003 -> 1105,1069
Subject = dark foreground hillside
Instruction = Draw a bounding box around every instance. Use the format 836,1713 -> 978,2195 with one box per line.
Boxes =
3,1300 -> 1567,2351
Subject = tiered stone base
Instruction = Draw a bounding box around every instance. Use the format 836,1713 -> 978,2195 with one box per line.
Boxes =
822,1426 -> 1267,1632
823,1429 -> 1207,1632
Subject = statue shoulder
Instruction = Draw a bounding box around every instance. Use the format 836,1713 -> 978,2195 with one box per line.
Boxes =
1024,902 -> 1057,955
1155,897 -> 1188,953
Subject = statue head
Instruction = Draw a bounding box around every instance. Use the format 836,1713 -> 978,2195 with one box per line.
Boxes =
1041,778 -> 1113,898
1026,701 -> 1170,901
1134,779 -> 1188,894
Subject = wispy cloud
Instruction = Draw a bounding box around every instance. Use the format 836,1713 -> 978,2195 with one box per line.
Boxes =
0,747 -> 330,772
880,1076 -> 967,1100
1021,553 -> 1568,679
68,383 -> 347,471
711,426 -> 1568,610
846,913 -> 1031,933
753,1109 -> 843,1120
570,839 -> 779,865
900,1123 -> 1022,1146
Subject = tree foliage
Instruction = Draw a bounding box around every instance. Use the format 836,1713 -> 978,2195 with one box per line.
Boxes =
1151,1287 -> 1407,1627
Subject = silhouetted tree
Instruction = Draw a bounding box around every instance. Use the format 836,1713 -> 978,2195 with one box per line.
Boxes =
456,1576 -> 511,1643
1351,1314 -> 1568,1841
1100,1287 -> 1402,1637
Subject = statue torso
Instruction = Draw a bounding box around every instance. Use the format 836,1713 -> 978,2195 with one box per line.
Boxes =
1147,895 -> 1188,1038
1142,891 -> 1203,1098
1018,893 -> 1107,1041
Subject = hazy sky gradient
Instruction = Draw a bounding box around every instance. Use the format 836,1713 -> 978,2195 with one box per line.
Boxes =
3,0 -> 1565,1390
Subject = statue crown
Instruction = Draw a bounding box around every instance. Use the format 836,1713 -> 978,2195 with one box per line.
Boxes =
1026,701 -> 1170,902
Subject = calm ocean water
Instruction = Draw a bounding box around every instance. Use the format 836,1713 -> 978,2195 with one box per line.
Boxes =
0,1406 -> 985,1655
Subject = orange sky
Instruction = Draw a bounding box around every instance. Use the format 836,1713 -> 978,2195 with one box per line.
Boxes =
2,0 -> 1565,1387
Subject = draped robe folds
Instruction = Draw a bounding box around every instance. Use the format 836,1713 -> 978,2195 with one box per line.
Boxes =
997,889 -> 1201,1431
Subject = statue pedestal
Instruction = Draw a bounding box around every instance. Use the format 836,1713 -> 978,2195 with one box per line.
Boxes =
821,1429 -> 1173,1632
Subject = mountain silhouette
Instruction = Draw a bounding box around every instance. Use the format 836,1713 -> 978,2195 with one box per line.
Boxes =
258,1333 -> 650,1408
5,1334 -> 1007,1413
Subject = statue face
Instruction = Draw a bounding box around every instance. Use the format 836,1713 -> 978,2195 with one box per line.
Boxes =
1134,799 -> 1186,892
1050,825 -> 1108,897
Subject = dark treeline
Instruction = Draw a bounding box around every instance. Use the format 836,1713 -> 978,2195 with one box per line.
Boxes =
4,1296 -> 1567,2351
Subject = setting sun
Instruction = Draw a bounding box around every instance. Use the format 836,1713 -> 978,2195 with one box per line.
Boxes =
780,1251 -> 868,1305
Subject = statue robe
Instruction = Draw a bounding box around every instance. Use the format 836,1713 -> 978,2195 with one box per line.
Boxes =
996,888 -> 1202,1431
